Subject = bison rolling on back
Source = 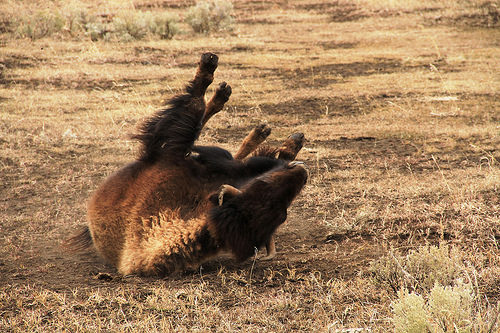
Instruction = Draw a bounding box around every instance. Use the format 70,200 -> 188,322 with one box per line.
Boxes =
64,53 -> 307,276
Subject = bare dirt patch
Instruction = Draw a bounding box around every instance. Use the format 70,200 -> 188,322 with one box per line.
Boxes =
225,57 -> 462,89
319,41 -> 358,50
1,54 -> 43,69
282,58 -> 461,88
295,1 -> 441,22
429,10 -> 500,28
0,75 -> 166,91
257,94 -> 390,121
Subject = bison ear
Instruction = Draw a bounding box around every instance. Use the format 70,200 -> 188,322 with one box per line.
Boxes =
210,184 -> 242,206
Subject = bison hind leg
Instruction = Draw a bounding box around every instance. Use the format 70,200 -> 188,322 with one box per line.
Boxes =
251,132 -> 305,161
277,132 -> 305,161
234,124 -> 272,160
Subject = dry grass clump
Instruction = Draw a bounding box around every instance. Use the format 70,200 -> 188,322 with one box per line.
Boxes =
0,271 -> 387,332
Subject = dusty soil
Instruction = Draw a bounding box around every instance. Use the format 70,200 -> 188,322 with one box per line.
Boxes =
1,0 -> 499,331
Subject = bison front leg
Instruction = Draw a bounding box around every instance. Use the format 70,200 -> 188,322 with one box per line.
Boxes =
202,82 -> 232,128
234,124 -> 272,160
261,235 -> 276,260
190,52 -> 218,98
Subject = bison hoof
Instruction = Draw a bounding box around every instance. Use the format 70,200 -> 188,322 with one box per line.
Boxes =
200,52 -> 218,74
260,252 -> 276,261
278,132 -> 305,161
215,82 -> 232,102
288,132 -> 305,152
289,132 -> 305,146
254,124 -> 272,140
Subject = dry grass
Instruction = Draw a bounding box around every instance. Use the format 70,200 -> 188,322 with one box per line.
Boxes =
1,0 -> 499,331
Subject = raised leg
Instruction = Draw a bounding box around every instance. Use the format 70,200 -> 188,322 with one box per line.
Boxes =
276,133 -> 305,161
189,52 -> 219,98
234,124 -> 272,160
133,52 -> 219,162
202,82 -> 232,128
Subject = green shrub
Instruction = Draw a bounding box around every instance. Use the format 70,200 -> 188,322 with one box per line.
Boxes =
7,4 -> 179,41
15,10 -> 65,40
186,0 -> 234,33
148,13 -> 179,39
85,21 -> 112,42
112,12 -> 149,41
392,289 -> 431,333
428,282 -> 473,332
62,2 -> 93,36
106,11 -> 179,42
370,243 -> 464,294
376,245 -> 499,332
393,281 -> 475,333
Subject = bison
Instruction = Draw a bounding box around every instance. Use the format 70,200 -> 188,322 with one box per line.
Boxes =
65,53 -> 307,276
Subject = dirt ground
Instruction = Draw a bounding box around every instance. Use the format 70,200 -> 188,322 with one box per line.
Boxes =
1,0 -> 499,331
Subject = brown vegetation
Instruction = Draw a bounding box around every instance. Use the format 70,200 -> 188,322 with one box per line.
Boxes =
0,0 -> 498,331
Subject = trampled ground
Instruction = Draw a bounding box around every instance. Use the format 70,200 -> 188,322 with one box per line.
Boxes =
1,0 -> 499,331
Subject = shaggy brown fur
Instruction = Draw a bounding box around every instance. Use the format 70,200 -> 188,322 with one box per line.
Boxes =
64,53 -> 307,276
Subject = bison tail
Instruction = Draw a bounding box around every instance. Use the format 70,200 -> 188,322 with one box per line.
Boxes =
61,226 -> 93,252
